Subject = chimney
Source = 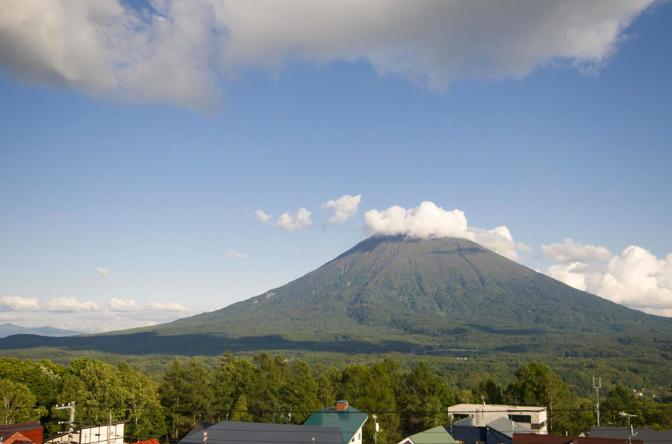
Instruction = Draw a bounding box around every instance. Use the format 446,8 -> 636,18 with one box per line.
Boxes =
336,400 -> 349,412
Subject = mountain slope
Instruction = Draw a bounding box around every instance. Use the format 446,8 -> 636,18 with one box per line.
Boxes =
151,236 -> 669,339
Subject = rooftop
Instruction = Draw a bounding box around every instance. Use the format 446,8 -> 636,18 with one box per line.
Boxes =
303,405 -> 368,443
180,421 -> 344,444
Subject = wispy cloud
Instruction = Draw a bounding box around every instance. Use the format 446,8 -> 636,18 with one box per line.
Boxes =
0,296 -> 40,311
322,194 -> 362,223
225,249 -> 247,260
47,297 -> 99,313
276,207 -> 312,231
255,210 -> 272,224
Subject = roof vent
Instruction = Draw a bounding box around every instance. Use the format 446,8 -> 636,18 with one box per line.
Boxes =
336,400 -> 349,412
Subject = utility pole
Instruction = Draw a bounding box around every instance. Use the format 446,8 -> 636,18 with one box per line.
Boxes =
593,376 -> 602,427
55,402 -> 76,436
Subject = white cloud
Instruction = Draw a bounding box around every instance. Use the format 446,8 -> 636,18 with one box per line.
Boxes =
542,238 -> 613,263
322,194 -> 362,223
96,267 -> 109,277
0,296 -> 40,311
225,249 -> 247,260
276,207 -> 312,231
363,201 -> 523,261
147,302 -> 189,313
255,210 -> 272,224
47,297 -> 99,313
108,298 -> 137,312
0,0 -> 655,110
543,239 -> 672,316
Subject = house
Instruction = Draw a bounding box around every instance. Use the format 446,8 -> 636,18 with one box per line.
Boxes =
178,421 -> 343,444
304,400 -> 368,444
513,432 -> 643,444
44,423 -> 124,444
398,425 -> 458,444
0,422 -> 43,444
448,404 -> 548,434
588,426 -> 672,444
449,415 -> 533,444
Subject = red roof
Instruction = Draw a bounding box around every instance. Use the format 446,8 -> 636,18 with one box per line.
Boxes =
0,423 -> 43,444
133,439 -> 160,444
4,432 -> 34,444
513,433 -> 643,444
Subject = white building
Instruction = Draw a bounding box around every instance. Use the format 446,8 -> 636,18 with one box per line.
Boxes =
447,403 -> 548,434
44,423 -> 125,444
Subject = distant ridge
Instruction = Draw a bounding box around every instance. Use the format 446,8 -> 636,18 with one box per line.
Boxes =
0,323 -> 83,338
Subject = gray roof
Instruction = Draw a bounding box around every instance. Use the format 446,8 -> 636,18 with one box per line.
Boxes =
486,417 -> 532,437
589,426 -> 672,444
450,416 -> 532,438
179,421 -> 344,444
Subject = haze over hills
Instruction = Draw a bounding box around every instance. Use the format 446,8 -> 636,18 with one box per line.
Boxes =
1,236 -> 671,357
0,323 -> 83,338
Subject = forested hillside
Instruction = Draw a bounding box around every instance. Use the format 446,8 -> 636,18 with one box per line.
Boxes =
2,355 -> 672,444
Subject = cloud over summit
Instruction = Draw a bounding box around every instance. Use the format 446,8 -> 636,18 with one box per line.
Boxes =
364,201 -> 525,261
0,0 -> 656,110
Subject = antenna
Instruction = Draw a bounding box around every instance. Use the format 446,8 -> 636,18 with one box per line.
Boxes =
373,414 -> 380,444
592,376 -> 602,427
618,412 -> 637,444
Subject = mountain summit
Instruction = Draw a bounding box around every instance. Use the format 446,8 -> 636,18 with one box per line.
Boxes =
2,236 -> 670,356
152,236 -> 663,339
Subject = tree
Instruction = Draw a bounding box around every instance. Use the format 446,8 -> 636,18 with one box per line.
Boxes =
159,360 -> 214,439
602,385 -> 643,426
246,354 -> 287,422
117,363 -> 167,439
505,363 -> 577,434
473,379 -> 504,404
230,395 -> 252,422
280,361 -> 321,424
398,363 -> 454,435
339,360 -> 400,444
0,378 -> 38,425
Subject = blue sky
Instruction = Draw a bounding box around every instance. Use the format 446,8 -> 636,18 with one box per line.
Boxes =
0,1 -> 671,331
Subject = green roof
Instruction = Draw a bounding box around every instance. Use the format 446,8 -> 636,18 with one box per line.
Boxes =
303,406 -> 368,444
407,426 -> 457,444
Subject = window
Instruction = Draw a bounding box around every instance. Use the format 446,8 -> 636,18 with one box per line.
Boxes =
508,414 -> 531,423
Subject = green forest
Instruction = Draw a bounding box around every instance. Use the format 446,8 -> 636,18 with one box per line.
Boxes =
2,354 -> 672,444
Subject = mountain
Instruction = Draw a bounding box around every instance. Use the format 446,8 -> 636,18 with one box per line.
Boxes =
1,236 -> 671,356
153,236 -> 667,339
0,323 -> 83,338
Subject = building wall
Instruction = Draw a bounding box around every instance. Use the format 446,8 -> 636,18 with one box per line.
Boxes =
45,424 -> 124,444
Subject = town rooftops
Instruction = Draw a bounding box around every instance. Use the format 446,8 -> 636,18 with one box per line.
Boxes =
401,426 -> 458,444
303,401 -> 368,444
514,432 -> 643,444
588,426 -> 672,444
179,421 -> 344,444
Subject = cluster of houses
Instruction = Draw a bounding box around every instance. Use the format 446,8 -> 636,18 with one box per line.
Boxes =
2,401 -> 672,444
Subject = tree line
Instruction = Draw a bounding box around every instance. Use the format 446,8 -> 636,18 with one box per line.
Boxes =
1,355 -> 671,443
